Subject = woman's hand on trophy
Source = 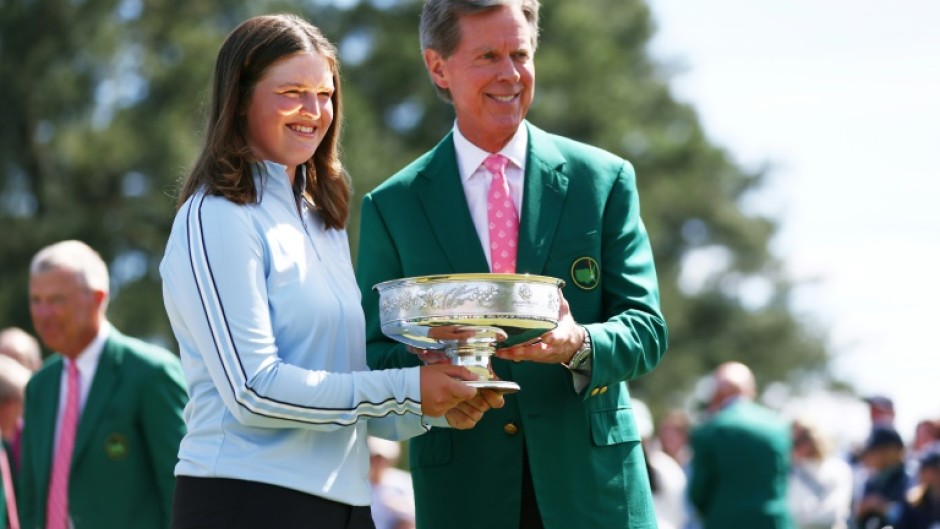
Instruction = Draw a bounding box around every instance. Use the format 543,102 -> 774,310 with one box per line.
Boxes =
418,364 -> 479,417
444,389 -> 505,430
494,293 -> 583,364
407,325 -> 478,364
407,345 -> 451,364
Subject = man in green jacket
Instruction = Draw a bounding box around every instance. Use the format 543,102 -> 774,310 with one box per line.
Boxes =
357,2 -> 668,527
688,362 -> 794,529
19,240 -> 186,529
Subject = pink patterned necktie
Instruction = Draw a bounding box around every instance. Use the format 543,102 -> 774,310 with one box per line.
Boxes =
484,154 -> 518,273
46,361 -> 79,529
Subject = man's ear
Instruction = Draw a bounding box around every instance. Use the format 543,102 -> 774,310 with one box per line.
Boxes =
424,49 -> 449,90
93,288 -> 107,303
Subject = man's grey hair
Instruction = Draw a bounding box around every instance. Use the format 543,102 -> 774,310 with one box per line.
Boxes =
30,240 -> 110,294
420,0 -> 541,102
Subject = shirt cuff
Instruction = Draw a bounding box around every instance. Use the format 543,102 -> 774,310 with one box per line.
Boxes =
421,415 -> 451,429
568,355 -> 593,393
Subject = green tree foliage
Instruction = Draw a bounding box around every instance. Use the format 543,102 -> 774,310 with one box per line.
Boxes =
0,0 -> 829,414
0,0 -> 261,344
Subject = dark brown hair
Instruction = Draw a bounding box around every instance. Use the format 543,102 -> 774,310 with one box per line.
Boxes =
178,13 -> 349,229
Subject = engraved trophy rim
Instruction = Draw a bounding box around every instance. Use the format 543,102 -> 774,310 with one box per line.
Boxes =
374,272 -> 565,291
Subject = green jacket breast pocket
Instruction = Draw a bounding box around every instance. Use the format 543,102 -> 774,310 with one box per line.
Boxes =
590,407 -> 640,446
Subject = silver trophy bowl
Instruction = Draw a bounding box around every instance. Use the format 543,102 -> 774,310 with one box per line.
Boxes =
374,273 -> 565,393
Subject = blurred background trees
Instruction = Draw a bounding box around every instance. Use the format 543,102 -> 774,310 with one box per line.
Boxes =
0,0 -> 835,415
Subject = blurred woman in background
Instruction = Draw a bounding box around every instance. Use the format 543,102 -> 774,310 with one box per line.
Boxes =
787,417 -> 854,529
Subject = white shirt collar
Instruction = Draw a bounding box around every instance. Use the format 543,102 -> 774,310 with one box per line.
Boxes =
452,122 -> 528,183
71,320 -> 110,374
254,160 -> 293,195
58,321 -> 110,419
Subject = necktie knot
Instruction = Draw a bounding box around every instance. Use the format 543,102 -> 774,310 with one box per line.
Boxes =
483,153 -> 509,177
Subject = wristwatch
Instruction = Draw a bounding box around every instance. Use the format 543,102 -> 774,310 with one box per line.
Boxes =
564,326 -> 592,370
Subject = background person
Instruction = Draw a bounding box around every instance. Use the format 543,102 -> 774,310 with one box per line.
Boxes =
656,408 -> 701,529
368,437 -> 416,529
908,419 -> 940,477
854,426 -> 912,529
658,409 -> 693,469
357,1 -> 668,527
19,240 -> 187,529
160,13 -> 499,529
0,355 -> 30,529
895,448 -> 940,529
850,395 -> 900,526
787,417 -> 854,529
634,399 -> 688,529
864,396 -> 896,429
688,361 -> 793,529
0,358 -> 29,448
0,326 -> 41,474
0,328 -> 42,374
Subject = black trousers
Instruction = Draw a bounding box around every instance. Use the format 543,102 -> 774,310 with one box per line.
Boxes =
520,445 -> 545,529
172,476 -> 376,529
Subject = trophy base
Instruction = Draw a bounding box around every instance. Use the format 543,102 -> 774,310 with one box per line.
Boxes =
465,379 -> 520,394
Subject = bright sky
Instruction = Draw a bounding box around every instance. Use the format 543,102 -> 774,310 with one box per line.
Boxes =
647,0 -> 940,440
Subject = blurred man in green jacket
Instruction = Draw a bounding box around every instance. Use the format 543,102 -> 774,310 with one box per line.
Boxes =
689,361 -> 794,529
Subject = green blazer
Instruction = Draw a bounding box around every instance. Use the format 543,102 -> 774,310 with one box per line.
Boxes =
689,399 -> 794,529
18,328 -> 187,529
358,122 -> 668,528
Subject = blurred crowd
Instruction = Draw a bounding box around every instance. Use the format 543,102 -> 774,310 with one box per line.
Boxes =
361,362 -> 940,529
632,386 -> 940,529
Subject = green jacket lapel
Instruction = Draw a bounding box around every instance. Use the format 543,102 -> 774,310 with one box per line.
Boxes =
33,361 -> 62,493
73,332 -> 123,463
518,123 -> 568,274
416,132 -> 489,273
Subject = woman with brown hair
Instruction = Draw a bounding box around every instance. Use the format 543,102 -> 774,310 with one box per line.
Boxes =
160,14 -> 500,529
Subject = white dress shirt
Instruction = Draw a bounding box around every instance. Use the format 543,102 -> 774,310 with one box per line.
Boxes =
451,123 -> 593,390
53,321 -> 109,452
453,124 -> 528,271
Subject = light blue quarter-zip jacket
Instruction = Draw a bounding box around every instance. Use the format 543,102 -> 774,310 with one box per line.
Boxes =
160,160 -> 428,506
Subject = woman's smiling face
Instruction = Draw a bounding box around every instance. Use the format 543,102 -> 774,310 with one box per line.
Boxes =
244,51 -> 335,180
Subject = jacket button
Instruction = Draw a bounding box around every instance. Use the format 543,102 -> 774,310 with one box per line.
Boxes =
504,423 -> 519,435
600,386 -> 608,394
590,387 -> 600,397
